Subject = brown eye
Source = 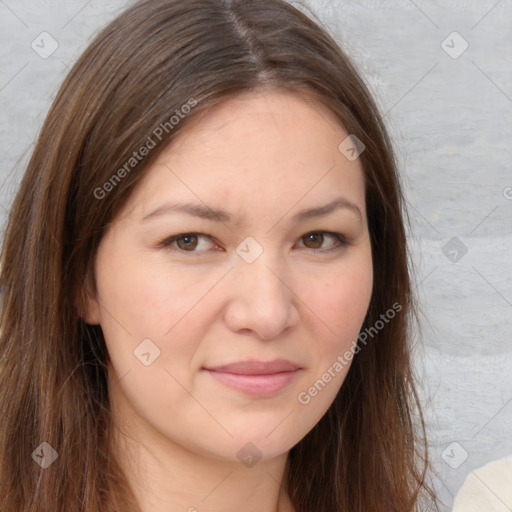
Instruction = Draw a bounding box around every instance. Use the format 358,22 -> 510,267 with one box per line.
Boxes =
297,231 -> 349,253
160,233 -> 218,254
175,234 -> 199,251
302,232 -> 324,249
160,231 -> 347,255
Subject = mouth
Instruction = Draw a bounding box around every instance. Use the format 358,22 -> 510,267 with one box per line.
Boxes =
202,359 -> 302,398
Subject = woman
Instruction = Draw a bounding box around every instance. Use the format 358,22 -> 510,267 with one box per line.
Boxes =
0,0 -> 438,510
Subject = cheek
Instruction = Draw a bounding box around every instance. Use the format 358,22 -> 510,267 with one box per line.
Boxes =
292,251 -> 372,419
334,267 -> 372,337
95,245 -> 201,335
94,246 -> 227,382
95,258 -> 210,420
309,250 -> 373,350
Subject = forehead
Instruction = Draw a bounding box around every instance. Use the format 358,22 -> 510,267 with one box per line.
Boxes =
173,88 -> 346,154
121,88 -> 367,225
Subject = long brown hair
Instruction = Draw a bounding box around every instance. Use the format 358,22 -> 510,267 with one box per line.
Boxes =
0,0 -> 438,510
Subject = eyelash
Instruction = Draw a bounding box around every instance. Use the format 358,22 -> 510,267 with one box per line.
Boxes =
158,231 -> 349,255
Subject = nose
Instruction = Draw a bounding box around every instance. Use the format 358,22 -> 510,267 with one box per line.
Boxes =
223,250 -> 299,340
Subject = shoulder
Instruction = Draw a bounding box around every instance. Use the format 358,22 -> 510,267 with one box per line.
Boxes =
452,454 -> 512,512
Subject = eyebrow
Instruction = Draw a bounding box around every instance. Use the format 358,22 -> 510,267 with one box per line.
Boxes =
141,197 -> 362,224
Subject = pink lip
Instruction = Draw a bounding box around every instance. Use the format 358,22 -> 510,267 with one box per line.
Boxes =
203,359 -> 302,397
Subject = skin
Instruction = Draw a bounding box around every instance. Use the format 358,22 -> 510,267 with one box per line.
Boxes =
83,87 -> 373,512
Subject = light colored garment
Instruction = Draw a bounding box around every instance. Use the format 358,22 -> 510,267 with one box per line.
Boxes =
452,454 -> 512,512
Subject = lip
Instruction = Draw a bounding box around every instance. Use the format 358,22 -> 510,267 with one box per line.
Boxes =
204,359 -> 301,375
203,359 -> 302,398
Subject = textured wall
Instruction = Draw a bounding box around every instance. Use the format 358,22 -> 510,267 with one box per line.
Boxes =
1,1 -> 511,510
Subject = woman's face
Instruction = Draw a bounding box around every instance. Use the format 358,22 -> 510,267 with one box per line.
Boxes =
84,88 -> 373,462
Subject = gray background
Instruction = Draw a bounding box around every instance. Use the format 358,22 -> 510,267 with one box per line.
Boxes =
1,0 -> 511,510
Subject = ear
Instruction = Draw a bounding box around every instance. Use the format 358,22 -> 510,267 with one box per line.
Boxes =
75,267 -> 101,325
